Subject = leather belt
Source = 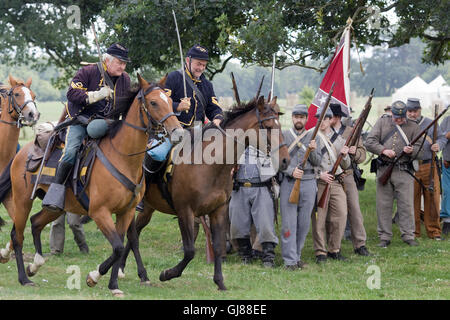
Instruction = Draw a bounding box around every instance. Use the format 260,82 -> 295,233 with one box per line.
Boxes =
236,181 -> 271,188
418,159 -> 432,165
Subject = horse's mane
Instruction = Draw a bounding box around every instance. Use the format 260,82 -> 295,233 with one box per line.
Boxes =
107,82 -> 141,138
108,81 -> 166,138
220,98 -> 259,128
182,98 -> 259,145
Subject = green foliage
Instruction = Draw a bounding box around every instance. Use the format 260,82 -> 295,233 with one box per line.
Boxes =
298,86 -> 316,106
0,64 -> 65,102
350,38 -> 450,96
0,1 -> 448,88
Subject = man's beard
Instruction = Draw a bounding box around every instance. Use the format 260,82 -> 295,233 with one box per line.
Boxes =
294,122 -> 304,130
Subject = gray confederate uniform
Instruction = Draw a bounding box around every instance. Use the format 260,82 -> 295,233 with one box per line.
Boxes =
312,128 -> 351,258
280,112 -> 322,268
229,146 -> 278,266
50,212 -> 89,254
364,101 -> 423,245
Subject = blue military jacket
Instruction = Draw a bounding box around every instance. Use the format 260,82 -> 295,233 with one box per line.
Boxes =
66,63 -> 131,119
164,68 -> 223,127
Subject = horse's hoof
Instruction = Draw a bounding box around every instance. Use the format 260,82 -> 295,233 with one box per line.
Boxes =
23,281 -> 35,287
140,280 -> 152,287
218,284 -> 227,291
26,264 -> 36,277
159,270 -> 168,281
0,256 -> 9,264
118,268 -> 125,279
111,289 -> 124,298
86,274 -> 97,288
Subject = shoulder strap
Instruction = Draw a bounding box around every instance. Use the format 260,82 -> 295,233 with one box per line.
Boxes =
381,127 -> 397,145
178,69 -> 207,109
287,129 -> 308,154
395,124 -> 410,145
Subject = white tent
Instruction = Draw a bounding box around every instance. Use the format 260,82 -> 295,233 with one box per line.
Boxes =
428,75 -> 450,107
392,75 -> 450,109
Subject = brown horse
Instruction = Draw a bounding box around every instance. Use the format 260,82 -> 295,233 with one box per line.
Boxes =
0,75 -> 39,240
0,74 -> 182,297
118,96 -> 290,290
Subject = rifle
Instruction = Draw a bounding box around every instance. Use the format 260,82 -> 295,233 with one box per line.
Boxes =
288,82 -> 335,204
255,75 -> 265,99
199,216 -> 214,264
379,106 -> 449,185
230,72 -> 241,106
428,104 -> 439,192
317,89 -> 374,208
268,53 -> 276,101
426,104 -> 439,217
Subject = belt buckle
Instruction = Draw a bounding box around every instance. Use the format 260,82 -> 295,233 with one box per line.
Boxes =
243,182 -> 252,187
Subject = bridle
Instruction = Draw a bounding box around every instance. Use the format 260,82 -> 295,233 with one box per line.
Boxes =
122,85 -> 176,136
215,104 -> 287,157
0,85 -> 36,128
255,105 -> 287,155
111,85 -> 177,157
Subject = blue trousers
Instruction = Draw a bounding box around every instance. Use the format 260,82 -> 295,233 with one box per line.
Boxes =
60,125 -> 87,165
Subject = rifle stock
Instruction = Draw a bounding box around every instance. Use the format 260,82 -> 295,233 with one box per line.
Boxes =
288,82 -> 335,204
317,88 -> 374,208
379,105 -> 448,185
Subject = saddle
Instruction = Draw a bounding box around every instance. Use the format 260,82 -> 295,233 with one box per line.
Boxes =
144,145 -> 176,210
29,122 -> 144,211
28,127 -> 97,211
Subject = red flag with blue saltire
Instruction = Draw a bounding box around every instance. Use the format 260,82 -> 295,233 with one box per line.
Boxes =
305,20 -> 352,129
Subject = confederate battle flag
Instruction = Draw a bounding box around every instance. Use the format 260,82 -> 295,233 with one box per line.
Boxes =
305,19 -> 352,129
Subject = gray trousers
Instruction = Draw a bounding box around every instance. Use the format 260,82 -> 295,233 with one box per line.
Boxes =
280,178 -> 317,266
229,186 -> 278,245
343,173 -> 367,249
376,166 -> 415,241
50,212 -> 87,253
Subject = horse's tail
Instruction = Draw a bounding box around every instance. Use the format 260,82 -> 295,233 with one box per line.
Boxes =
0,159 -> 13,230
0,159 -> 13,204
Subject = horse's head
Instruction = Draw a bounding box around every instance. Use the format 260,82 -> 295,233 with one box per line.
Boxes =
253,95 -> 290,171
3,75 -> 40,126
136,73 -> 183,142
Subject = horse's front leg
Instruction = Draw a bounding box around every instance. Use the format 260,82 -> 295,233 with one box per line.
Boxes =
86,207 -> 129,297
119,205 -> 154,284
27,209 -> 63,277
159,208 -> 195,282
209,204 -> 228,291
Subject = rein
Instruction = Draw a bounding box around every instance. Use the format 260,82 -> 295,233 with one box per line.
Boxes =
109,85 -> 176,157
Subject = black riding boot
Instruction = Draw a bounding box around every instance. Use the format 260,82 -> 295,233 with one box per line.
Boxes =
236,238 -> 253,264
42,161 -> 73,212
261,242 -> 276,268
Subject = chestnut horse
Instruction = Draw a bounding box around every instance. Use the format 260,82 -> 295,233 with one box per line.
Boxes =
118,96 -> 290,290
0,74 -> 182,297
0,75 -> 39,236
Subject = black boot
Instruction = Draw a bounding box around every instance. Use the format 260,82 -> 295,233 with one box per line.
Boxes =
236,238 -> 253,264
42,161 -> 73,212
261,242 -> 276,268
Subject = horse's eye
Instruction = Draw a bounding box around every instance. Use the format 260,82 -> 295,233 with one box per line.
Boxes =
14,93 -> 19,97
150,101 -> 157,107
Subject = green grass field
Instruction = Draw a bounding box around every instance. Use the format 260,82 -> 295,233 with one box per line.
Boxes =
1,100 -> 449,300
0,171 -> 449,300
